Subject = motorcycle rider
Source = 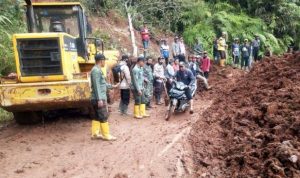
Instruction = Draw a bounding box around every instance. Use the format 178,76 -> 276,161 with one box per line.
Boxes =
175,62 -> 196,114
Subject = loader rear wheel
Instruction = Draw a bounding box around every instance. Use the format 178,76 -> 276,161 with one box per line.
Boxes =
13,111 -> 43,125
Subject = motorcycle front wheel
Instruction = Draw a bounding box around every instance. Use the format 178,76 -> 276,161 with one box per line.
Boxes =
165,105 -> 174,121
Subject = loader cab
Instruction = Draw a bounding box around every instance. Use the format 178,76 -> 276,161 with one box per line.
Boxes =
26,3 -> 91,58
12,2 -> 102,83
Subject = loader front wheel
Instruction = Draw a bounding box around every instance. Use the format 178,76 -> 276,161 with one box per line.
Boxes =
13,111 -> 43,125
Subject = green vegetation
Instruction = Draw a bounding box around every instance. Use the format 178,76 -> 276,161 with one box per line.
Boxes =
79,0 -> 299,55
181,0 -> 300,54
0,0 -> 26,76
0,108 -> 13,123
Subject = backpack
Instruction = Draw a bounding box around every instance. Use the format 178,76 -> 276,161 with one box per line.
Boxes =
112,64 -> 122,83
112,64 -> 122,75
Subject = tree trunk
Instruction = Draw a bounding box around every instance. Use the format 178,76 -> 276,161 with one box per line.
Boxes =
127,12 -> 138,57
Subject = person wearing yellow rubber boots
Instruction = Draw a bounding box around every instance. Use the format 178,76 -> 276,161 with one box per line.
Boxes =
218,32 -> 228,67
131,56 -> 150,119
90,54 -> 119,141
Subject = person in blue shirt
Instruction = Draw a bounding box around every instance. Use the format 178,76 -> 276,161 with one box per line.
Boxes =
160,39 -> 170,64
175,62 -> 196,114
252,35 -> 261,62
232,38 -> 240,68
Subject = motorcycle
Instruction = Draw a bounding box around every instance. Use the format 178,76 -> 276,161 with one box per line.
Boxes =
165,80 -> 197,121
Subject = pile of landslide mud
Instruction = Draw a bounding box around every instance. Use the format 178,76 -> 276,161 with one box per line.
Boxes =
191,52 -> 300,177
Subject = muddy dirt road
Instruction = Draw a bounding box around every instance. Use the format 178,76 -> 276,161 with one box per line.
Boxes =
0,99 -> 212,178
0,63 -> 245,178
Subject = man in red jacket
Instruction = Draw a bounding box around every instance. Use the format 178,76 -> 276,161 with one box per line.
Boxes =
140,22 -> 150,57
201,51 -> 211,79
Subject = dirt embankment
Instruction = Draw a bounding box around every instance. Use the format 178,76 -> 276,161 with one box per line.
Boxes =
90,11 -> 174,58
191,52 -> 300,177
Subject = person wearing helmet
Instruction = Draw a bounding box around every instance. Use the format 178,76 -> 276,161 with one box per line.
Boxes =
90,54 -> 119,141
232,38 -> 240,68
132,56 -> 150,119
175,62 -> 196,114
218,32 -> 228,67
240,39 -> 251,71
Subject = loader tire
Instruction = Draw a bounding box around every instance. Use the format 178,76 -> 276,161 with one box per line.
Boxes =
13,111 -> 43,125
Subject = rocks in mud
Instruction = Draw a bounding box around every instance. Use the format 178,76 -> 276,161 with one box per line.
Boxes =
114,173 -> 128,178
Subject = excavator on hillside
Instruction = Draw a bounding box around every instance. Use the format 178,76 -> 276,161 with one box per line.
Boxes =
0,0 -> 119,124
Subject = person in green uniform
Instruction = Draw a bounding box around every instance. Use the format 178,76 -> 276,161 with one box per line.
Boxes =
143,57 -> 154,110
131,57 -> 150,119
90,54 -> 118,141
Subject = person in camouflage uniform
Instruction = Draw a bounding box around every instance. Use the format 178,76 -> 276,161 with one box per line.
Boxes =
143,57 -> 154,109
131,57 -> 150,119
90,54 -> 118,141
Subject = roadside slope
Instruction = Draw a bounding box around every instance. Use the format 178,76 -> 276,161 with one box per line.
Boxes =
191,53 -> 300,177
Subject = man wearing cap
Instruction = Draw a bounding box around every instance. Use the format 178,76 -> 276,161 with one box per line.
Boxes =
90,54 -> 118,141
218,32 -> 228,67
144,57 -> 154,109
240,39 -> 251,71
119,55 -> 131,115
176,62 -> 196,114
132,57 -> 150,119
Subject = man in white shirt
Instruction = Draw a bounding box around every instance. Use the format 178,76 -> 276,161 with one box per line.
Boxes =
153,57 -> 166,105
178,37 -> 186,62
119,55 -> 132,115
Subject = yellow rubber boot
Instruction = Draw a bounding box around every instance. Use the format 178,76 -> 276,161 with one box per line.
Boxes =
100,122 -> 117,141
134,105 -> 143,119
91,120 -> 102,139
220,59 -> 226,67
140,104 -> 150,118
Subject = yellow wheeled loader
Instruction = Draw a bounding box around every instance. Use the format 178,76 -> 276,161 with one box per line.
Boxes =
0,1 -> 119,124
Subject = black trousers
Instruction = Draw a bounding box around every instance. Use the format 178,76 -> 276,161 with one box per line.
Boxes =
178,54 -> 186,63
204,72 -> 209,79
120,89 -> 130,106
253,47 -> 259,61
154,80 -> 163,101
184,88 -> 192,100
91,100 -> 109,123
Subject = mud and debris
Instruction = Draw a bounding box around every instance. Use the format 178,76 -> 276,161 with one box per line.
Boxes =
191,52 -> 300,177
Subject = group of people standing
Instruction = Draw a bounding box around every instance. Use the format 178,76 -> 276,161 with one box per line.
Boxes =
116,51 -> 212,117
213,32 -> 270,70
89,27 -> 271,142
